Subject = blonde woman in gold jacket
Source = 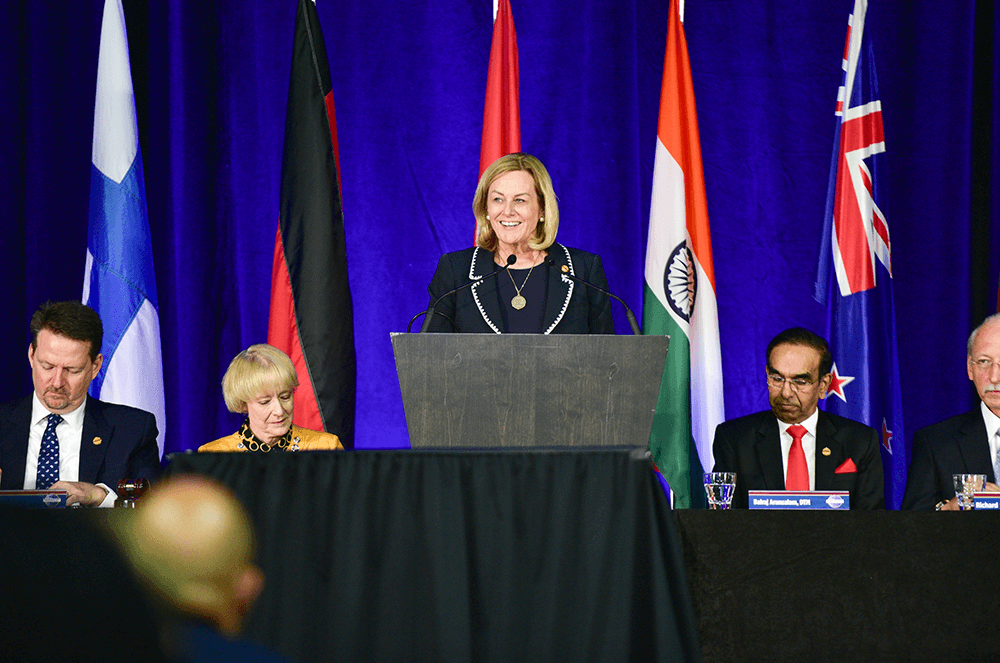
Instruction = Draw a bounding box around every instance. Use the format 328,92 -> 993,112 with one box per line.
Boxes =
199,344 -> 343,453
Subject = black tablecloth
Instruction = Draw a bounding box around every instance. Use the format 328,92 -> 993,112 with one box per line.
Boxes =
166,449 -> 703,663
674,510 -> 1000,662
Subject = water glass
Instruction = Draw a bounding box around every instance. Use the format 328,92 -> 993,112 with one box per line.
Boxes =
952,473 -> 986,510
704,472 -> 736,509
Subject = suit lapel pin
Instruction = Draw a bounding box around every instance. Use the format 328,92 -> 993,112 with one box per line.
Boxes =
821,447 -> 831,456
93,436 -> 102,445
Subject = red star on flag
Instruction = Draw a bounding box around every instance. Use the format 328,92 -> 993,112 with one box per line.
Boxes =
882,418 -> 893,453
826,362 -> 855,402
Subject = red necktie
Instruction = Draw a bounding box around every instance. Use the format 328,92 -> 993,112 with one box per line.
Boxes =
785,424 -> 809,491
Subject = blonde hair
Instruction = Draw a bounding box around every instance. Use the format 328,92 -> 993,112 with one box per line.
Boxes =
473,153 -> 559,252
221,344 -> 299,413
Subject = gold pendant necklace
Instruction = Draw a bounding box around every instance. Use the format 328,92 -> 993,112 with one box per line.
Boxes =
508,262 -> 535,310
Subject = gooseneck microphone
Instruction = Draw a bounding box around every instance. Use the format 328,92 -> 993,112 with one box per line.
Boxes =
548,258 -> 642,335
412,254 -> 518,333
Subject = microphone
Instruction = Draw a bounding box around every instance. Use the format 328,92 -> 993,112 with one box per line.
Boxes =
548,258 -> 641,335
413,254 -> 518,333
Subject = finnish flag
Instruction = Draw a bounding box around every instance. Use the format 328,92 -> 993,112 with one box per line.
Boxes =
82,0 -> 165,457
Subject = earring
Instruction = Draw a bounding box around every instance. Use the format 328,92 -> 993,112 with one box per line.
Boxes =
486,215 -> 491,220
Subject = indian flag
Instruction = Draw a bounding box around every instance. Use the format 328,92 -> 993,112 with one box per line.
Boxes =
642,0 -> 724,508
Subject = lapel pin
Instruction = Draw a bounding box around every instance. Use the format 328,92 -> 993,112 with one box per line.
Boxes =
821,447 -> 831,456
93,436 -> 102,446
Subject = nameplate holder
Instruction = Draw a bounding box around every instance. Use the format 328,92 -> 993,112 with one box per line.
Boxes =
748,490 -> 850,510
972,492 -> 1000,510
0,490 -> 68,508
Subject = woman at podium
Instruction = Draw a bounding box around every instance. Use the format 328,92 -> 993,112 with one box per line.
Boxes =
199,344 -> 343,452
424,153 -> 614,334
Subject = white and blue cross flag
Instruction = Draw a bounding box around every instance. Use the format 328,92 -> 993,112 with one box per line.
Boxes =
83,0 -> 165,457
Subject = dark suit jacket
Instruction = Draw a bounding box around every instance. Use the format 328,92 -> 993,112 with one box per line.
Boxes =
712,409 -> 885,509
901,409 -> 994,510
425,243 -> 615,334
0,395 -> 161,490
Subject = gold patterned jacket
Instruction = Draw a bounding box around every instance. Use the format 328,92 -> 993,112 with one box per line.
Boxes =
199,423 -> 343,452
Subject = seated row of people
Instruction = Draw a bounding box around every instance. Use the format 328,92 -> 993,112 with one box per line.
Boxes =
2,301 -> 996,509
0,301 -> 340,507
713,317 -> 1000,510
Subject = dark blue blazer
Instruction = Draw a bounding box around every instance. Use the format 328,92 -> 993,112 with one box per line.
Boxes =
901,409 -> 994,510
712,409 -> 885,509
0,395 -> 161,490
425,243 -> 614,334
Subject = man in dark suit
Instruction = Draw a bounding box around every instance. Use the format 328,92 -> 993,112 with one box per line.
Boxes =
902,314 -> 1000,510
712,327 -> 884,509
0,301 -> 160,506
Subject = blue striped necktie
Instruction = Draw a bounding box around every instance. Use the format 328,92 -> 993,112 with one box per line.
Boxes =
36,413 -> 63,490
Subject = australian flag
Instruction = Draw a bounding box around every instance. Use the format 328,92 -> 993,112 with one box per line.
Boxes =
814,0 -> 907,509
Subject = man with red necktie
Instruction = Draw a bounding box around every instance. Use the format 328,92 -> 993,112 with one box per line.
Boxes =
712,327 -> 884,509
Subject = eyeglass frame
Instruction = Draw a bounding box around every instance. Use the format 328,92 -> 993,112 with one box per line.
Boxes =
765,372 -> 824,392
969,356 -> 1000,373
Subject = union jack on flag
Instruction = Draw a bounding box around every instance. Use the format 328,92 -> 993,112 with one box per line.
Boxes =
815,0 -> 908,508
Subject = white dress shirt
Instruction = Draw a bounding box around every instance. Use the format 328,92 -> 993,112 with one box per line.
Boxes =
25,393 -> 116,507
777,408 -> 820,491
982,401 -> 1000,478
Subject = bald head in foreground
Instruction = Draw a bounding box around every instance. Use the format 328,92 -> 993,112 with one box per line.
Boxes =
112,476 -> 294,662
114,475 -> 262,636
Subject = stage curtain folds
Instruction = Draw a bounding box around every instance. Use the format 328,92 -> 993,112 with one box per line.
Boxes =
167,449 -> 703,663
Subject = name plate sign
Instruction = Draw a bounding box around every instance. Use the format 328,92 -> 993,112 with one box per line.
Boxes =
749,491 -> 850,510
0,490 -> 67,508
973,492 -> 1000,510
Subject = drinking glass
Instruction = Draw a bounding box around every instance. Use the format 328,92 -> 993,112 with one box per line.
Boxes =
952,474 -> 986,510
704,472 -> 736,509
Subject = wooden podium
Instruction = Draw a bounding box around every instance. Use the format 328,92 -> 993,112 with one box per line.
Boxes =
391,333 -> 669,448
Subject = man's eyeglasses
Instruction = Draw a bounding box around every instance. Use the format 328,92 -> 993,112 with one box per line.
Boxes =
969,357 -> 1000,373
766,374 -> 817,392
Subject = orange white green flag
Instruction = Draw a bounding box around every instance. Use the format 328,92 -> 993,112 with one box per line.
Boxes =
642,0 -> 724,508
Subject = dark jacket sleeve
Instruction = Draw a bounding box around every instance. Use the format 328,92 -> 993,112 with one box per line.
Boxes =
901,427 -> 940,510
572,250 -> 614,334
710,421 -> 746,508
425,253 -> 461,333
852,424 -> 885,510
127,410 -> 162,483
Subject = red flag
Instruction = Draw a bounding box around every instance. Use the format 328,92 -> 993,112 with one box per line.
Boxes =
479,0 -> 521,178
268,0 -> 356,447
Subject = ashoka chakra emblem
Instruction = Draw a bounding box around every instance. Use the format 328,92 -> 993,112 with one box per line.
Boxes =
663,242 -> 696,322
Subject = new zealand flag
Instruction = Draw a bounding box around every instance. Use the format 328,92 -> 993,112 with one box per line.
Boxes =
814,0 -> 907,509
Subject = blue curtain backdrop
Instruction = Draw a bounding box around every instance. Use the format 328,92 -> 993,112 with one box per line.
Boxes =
1,1 -> 997,460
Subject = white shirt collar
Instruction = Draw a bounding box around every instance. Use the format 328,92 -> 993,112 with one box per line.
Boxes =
982,401 -> 1000,439
981,401 -> 1000,461
31,391 -> 87,430
776,408 -> 820,491
777,407 -> 820,438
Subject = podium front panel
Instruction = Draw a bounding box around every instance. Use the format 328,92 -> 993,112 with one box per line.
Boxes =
391,333 -> 669,448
